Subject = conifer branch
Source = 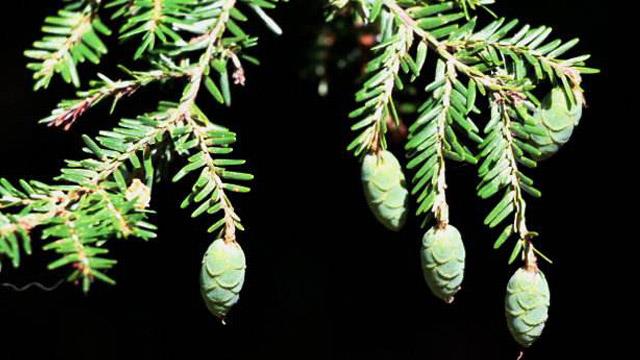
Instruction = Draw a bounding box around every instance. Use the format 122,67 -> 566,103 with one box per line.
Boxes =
348,15 -> 413,155
406,58 -> 481,227
25,0 -> 111,90
179,115 -> 248,241
334,5 -> 596,342
165,0 -> 253,241
478,93 -> 543,265
341,0 -> 596,239
346,0 -> 512,159
4,0 -> 285,292
110,0 -> 193,59
42,62 -> 189,130
444,18 -> 598,102
432,69 -> 452,228
383,0 -> 520,93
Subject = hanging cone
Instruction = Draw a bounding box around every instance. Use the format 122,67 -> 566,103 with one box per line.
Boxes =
200,239 -> 246,321
531,87 -> 583,160
505,267 -> 551,347
420,225 -> 465,303
361,150 -> 408,231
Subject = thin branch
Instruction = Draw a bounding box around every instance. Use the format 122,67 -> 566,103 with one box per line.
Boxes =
383,0 -> 521,93
187,118 -> 240,242
44,69 -> 188,130
449,37 -> 584,88
432,62 -> 455,227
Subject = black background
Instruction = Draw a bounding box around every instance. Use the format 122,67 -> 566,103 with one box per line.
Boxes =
0,1 -> 615,359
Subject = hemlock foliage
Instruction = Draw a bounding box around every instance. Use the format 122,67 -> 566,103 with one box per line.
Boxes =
2,0 -> 286,298
331,0 -> 597,348
2,0 -> 597,349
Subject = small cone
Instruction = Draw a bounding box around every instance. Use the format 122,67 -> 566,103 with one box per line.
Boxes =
420,225 -> 465,303
200,239 -> 246,321
361,150 -> 408,231
531,87 -> 583,160
505,267 -> 550,347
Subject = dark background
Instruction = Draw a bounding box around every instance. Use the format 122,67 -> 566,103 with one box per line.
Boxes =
0,1 -> 615,359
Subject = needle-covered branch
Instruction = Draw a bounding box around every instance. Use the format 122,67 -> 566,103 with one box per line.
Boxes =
478,94 -> 544,264
4,0 -> 286,297
108,0 -> 195,59
348,12 -> 414,155
331,0 -> 596,347
406,59 -> 481,227
337,0 -> 595,254
42,59 -> 189,130
25,0 -> 111,90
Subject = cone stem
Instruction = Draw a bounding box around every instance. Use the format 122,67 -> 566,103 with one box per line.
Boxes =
524,242 -> 538,272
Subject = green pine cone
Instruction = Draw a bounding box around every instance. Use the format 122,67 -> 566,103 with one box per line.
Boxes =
531,87 -> 583,160
420,225 -> 465,303
200,239 -> 246,321
361,150 -> 408,231
505,267 -> 551,348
